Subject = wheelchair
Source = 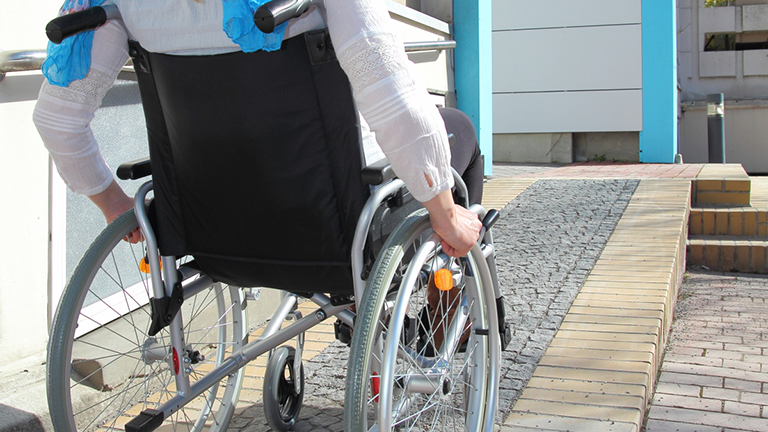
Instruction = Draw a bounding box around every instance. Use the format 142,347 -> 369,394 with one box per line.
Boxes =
44,2 -> 507,431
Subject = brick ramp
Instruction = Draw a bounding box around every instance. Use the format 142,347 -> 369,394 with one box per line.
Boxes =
500,180 -> 691,432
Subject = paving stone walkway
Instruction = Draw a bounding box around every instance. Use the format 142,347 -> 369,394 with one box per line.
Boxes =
644,269 -> 768,432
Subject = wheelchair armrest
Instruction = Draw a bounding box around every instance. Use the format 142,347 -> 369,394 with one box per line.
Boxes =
117,157 -> 152,180
362,158 -> 395,186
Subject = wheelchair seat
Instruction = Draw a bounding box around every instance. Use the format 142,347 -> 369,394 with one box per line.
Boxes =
130,30 -> 367,293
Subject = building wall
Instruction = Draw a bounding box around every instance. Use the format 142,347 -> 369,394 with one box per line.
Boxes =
680,101 -> 768,173
491,0 -> 643,133
0,0 -> 63,373
679,0 -> 768,99
491,0 -> 643,163
678,0 -> 768,172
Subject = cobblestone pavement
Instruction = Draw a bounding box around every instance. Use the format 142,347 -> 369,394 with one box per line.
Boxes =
644,269 -> 768,432
234,179 -> 638,431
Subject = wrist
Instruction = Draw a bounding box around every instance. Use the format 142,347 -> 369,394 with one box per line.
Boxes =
88,180 -> 132,223
422,190 -> 457,228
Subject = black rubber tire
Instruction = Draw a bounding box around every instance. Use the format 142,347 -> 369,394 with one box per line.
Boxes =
264,345 -> 305,431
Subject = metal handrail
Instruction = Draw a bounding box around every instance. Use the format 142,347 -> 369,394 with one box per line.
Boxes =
404,40 -> 456,53
0,49 -> 46,81
0,39 -> 455,81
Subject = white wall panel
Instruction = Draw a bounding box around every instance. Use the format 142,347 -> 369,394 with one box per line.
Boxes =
743,4 -> 768,32
744,49 -> 768,76
699,51 -> 737,77
493,25 -> 642,93
493,0 -> 640,30
493,90 -> 643,133
699,6 -> 736,33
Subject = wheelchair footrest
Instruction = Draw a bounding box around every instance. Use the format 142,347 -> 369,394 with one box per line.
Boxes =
125,409 -> 164,432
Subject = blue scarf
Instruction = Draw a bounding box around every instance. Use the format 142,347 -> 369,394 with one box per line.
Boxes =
43,0 -> 287,87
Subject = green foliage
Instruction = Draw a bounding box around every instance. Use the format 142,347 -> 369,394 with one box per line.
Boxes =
704,0 -> 732,7
589,154 -> 607,162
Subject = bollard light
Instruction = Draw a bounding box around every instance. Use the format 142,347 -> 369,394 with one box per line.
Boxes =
707,93 -> 725,164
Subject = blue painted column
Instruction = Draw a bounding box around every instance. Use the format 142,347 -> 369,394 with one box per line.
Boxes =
454,0 -> 493,175
640,0 -> 678,163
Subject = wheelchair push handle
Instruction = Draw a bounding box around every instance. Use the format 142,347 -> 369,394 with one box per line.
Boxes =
254,0 -> 313,33
46,4 -> 121,44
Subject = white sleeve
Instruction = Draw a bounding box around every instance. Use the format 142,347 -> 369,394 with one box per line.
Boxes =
325,0 -> 453,202
33,20 -> 130,196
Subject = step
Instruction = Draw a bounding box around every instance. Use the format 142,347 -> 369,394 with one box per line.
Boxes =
687,237 -> 768,273
693,164 -> 751,206
689,207 -> 768,236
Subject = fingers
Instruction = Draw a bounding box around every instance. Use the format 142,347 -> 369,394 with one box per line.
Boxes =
123,227 -> 143,244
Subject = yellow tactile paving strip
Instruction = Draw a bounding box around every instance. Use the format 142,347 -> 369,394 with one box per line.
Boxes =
482,178 -> 536,212
500,179 -> 692,432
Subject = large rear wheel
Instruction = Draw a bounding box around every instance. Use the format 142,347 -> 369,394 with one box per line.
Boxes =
345,209 -> 500,431
47,209 -> 247,432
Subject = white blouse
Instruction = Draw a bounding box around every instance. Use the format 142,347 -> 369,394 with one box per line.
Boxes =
33,0 -> 453,202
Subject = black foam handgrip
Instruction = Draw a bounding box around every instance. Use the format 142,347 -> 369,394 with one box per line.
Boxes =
482,209 -> 500,231
46,7 -> 107,44
477,209 -> 500,244
254,0 -> 312,33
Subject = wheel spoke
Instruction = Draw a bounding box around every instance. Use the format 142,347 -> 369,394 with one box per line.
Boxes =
48,211 -> 246,432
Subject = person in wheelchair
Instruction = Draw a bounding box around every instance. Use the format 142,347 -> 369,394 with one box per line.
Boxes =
35,1 -> 505,431
34,0 -> 484,255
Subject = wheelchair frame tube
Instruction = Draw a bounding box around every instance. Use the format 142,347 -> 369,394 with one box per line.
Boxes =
150,296 -> 350,422
134,182 -> 200,396
133,182 -> 167,301
351,178 -> 406,304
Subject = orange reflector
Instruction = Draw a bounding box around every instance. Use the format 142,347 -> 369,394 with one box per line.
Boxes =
433,269 -> 454,291
139,257 -> 162,273
172,347 -> 180,375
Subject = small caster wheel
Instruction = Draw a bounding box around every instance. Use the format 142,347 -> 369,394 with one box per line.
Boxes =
264,345 -> 304,431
